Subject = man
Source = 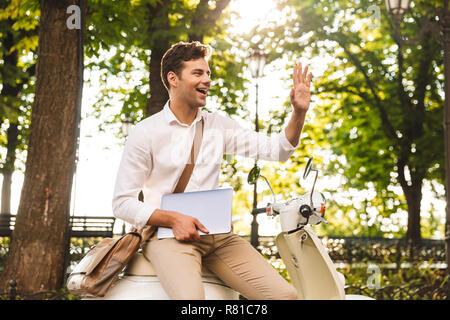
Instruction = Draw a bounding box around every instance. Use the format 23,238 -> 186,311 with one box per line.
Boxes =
112,41 -> 312,299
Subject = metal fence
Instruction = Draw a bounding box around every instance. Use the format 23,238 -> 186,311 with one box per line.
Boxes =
0,214 -> 116,238
346,282 -> 448,300
251,235 -> 447,268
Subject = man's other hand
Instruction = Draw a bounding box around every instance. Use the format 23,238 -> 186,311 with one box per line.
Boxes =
170,212 -> 209,242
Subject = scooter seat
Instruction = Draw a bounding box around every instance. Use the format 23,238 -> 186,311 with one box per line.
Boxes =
123,252 -> 216,277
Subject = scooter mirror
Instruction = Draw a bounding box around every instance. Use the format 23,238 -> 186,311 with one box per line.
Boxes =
303,157 -> 314,180
248,166 -> 261,185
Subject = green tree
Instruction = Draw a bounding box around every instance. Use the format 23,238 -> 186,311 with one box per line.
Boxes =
255,0 -> 444,242
85,0 -> 246,133
0,0 -> 86,293
0,0 -> 38,215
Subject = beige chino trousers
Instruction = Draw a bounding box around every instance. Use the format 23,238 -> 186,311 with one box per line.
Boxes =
142,231 -> 297,300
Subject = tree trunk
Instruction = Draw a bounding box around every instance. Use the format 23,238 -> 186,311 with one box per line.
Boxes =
188,0 -> 231,43
397,160 -> 423,243
403,182 -> 423,243
441,0 -> 450,299
0,36 -> 19,215
146,43 -> 169,117
0,18 -> 26,216
1,123 -> 19,214
145,1 -> 170,117
0,0 -> 85,293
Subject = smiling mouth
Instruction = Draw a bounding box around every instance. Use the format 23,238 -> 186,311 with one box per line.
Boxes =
196,88 -> 208,95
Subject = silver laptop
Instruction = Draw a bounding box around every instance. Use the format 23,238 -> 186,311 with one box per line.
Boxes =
157,188 -> 233,239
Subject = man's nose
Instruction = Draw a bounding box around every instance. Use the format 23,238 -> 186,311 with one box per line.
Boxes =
202,73 -> 211,84
203,75 -> 211,83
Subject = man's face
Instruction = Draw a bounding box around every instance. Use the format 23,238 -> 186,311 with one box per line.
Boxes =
171,58 -> 211,108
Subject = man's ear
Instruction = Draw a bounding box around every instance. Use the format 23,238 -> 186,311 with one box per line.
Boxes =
167,71 -> 178,89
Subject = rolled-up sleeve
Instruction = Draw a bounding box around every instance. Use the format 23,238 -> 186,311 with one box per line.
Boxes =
280,127 -> 300,154
112,124 -> 156,230
220,114 -> 300,162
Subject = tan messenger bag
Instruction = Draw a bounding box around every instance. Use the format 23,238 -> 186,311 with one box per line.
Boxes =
66,228 -> 147,297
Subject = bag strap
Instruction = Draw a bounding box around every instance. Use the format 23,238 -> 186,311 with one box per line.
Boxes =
132,116 -> 204,241
173,116 -> 204,193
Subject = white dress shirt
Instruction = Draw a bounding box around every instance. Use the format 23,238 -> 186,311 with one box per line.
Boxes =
112,101 -> 300,230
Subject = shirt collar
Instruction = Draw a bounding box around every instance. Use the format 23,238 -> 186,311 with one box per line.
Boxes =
163,100 -> 203,127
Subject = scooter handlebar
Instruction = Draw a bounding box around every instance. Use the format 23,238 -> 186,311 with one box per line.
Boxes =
251,207 -> 268,215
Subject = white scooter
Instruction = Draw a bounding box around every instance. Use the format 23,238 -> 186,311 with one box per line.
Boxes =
85,157 -> 372,300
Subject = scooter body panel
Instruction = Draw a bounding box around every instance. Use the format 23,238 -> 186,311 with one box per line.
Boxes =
276,226 -> 346,300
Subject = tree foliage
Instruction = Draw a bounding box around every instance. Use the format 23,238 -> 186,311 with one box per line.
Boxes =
83,0 -> 247,139
0,0 -> 39,214
0,0 -> 445,251
237,0 -> 445,240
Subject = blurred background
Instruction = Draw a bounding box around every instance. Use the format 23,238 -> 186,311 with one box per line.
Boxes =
0,0 -> 448,299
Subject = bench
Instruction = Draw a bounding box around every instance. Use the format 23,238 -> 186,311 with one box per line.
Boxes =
0,214 -> 14,237
0,214 -> 116,238
69,216 -> 116,238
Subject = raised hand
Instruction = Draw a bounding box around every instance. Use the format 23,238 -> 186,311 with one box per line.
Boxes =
290,62 -> 312,114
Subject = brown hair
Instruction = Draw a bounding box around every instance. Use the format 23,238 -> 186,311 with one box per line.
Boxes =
161,41 -> 212,91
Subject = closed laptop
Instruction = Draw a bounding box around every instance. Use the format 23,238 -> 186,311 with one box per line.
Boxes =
157,188 -> 233,239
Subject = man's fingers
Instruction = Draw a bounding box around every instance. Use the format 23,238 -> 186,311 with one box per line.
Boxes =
293,63 -> 298,87
307,72 -> 312,87
177,230 -> 199,242
297,62 -> 303,84
195,219 -> 209,234
176,231 -> 190,242
191,231 -> 200,242
303,65 -> 309,82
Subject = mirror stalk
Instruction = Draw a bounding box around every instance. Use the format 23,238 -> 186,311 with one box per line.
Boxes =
261,175 -> 276,204
310,169 -> 318,209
